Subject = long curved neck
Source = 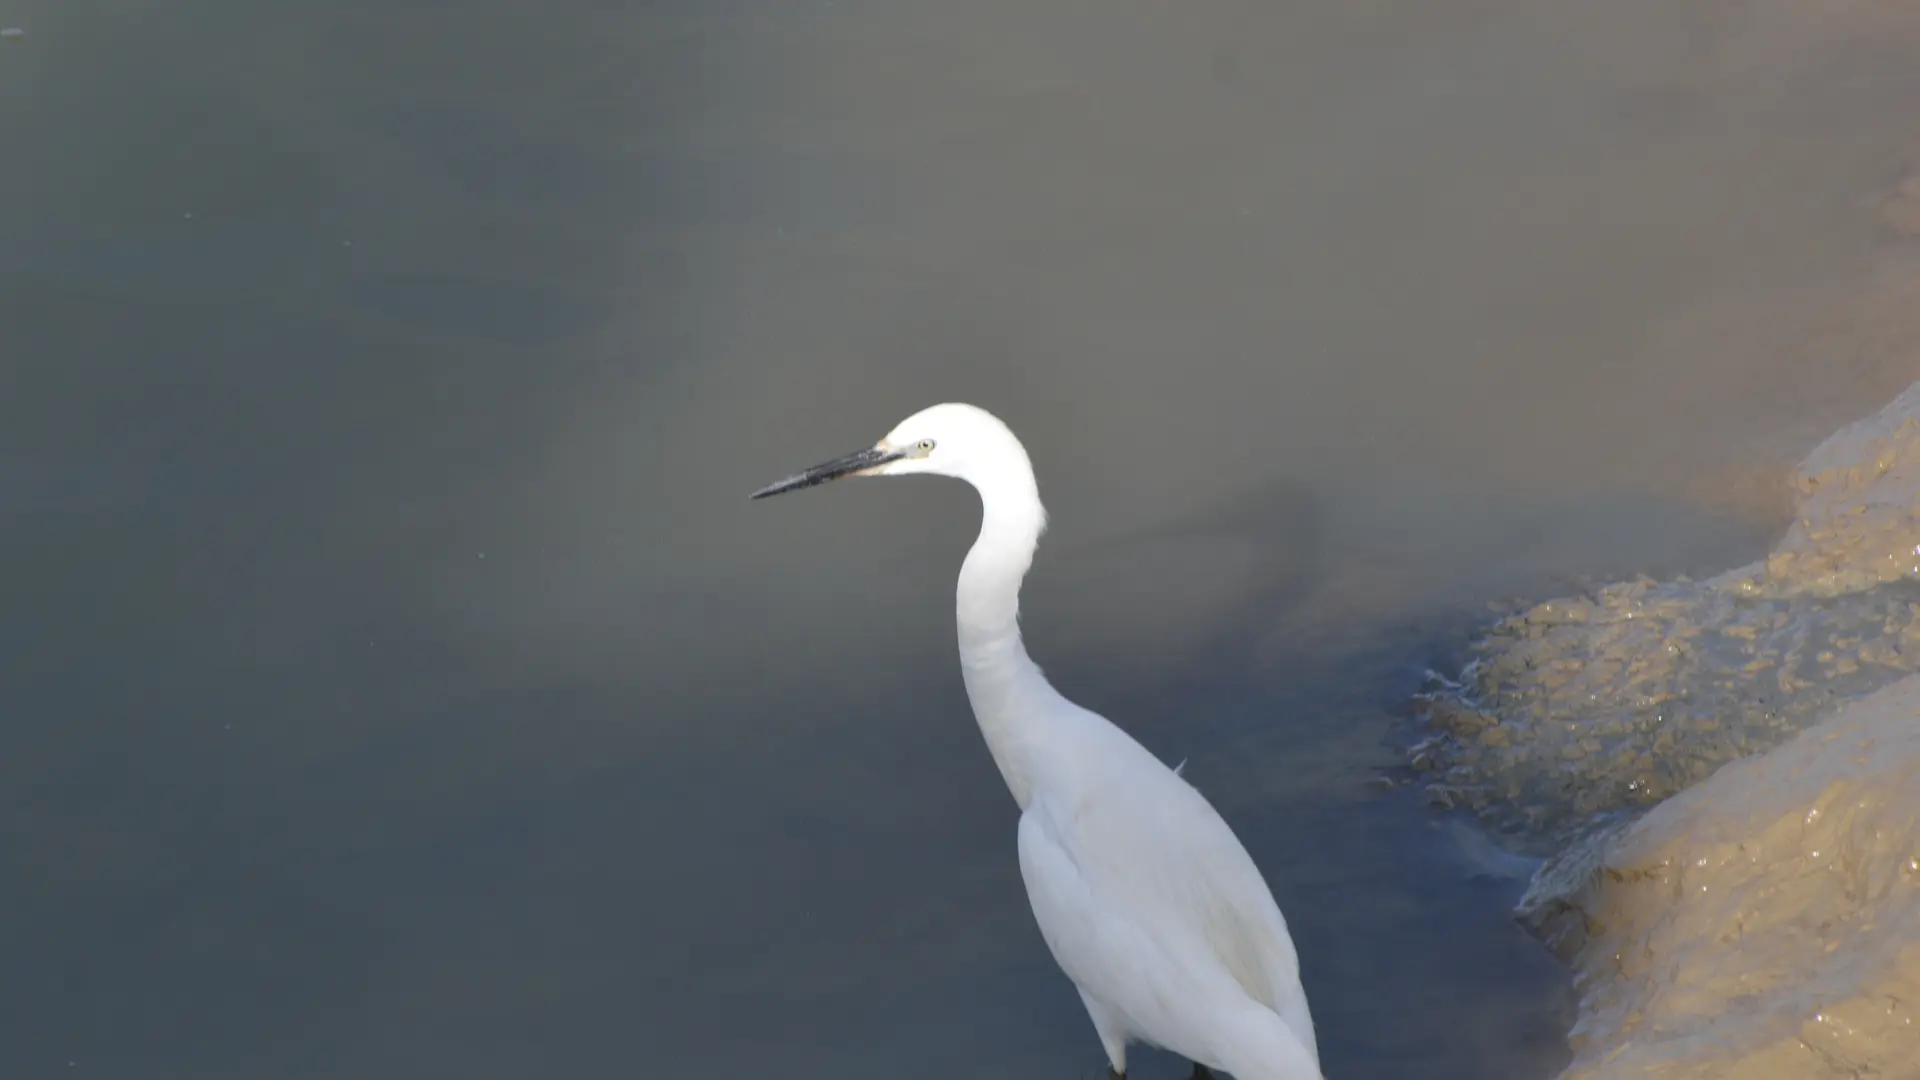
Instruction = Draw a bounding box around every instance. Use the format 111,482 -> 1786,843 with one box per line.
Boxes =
956,463 -> 1057,811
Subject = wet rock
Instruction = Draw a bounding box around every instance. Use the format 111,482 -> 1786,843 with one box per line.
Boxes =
1415,383 -> 1920,841
1514,817 -> 1634,956
1539,674 -> 1920,1080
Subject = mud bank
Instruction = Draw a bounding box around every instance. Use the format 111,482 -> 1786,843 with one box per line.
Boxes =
1530,676 -> 1920,1079
1415,380 -> 1920,1078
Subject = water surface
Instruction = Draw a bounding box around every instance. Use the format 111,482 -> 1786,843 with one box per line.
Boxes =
5,2 -> 1920,1077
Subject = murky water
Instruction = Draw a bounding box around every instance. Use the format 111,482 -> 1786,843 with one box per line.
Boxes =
5,2 -> 1920,1077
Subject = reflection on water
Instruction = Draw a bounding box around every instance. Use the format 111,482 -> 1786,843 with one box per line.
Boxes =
4,1 -> 1920,1077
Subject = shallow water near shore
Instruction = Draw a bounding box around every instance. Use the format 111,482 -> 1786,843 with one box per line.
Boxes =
5,1 -> 1920,1077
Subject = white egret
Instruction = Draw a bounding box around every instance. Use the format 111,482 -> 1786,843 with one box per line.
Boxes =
752,403 -> 1323,1080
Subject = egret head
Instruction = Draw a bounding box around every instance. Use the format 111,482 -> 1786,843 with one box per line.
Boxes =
750,402 -> 1028,500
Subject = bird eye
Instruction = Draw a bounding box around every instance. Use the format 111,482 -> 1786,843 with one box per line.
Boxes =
916,439 -> 936,453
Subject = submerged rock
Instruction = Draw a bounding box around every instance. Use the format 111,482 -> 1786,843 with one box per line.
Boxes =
1415,382 -> 1920,842
1533,674 -> 1920,1080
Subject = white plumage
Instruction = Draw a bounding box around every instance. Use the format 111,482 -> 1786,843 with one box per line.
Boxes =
753,403 -> 1323,1080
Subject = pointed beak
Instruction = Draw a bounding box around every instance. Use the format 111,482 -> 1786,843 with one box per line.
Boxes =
750,445 -> 903,500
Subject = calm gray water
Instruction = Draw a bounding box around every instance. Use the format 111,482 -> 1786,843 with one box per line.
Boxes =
5,2 -> 1920,1077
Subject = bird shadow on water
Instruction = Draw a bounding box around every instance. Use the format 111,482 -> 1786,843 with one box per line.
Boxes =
1031,474 -> 1326,684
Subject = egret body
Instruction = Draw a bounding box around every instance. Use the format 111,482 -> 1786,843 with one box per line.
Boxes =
752,403 -> 1323,1080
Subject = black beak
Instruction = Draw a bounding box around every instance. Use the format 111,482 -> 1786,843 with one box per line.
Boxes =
750,446 -> 903,500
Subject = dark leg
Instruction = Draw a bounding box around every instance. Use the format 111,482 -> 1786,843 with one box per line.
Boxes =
1188,1065 -> 1215,1080
1106,1070 -> 1124,1080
